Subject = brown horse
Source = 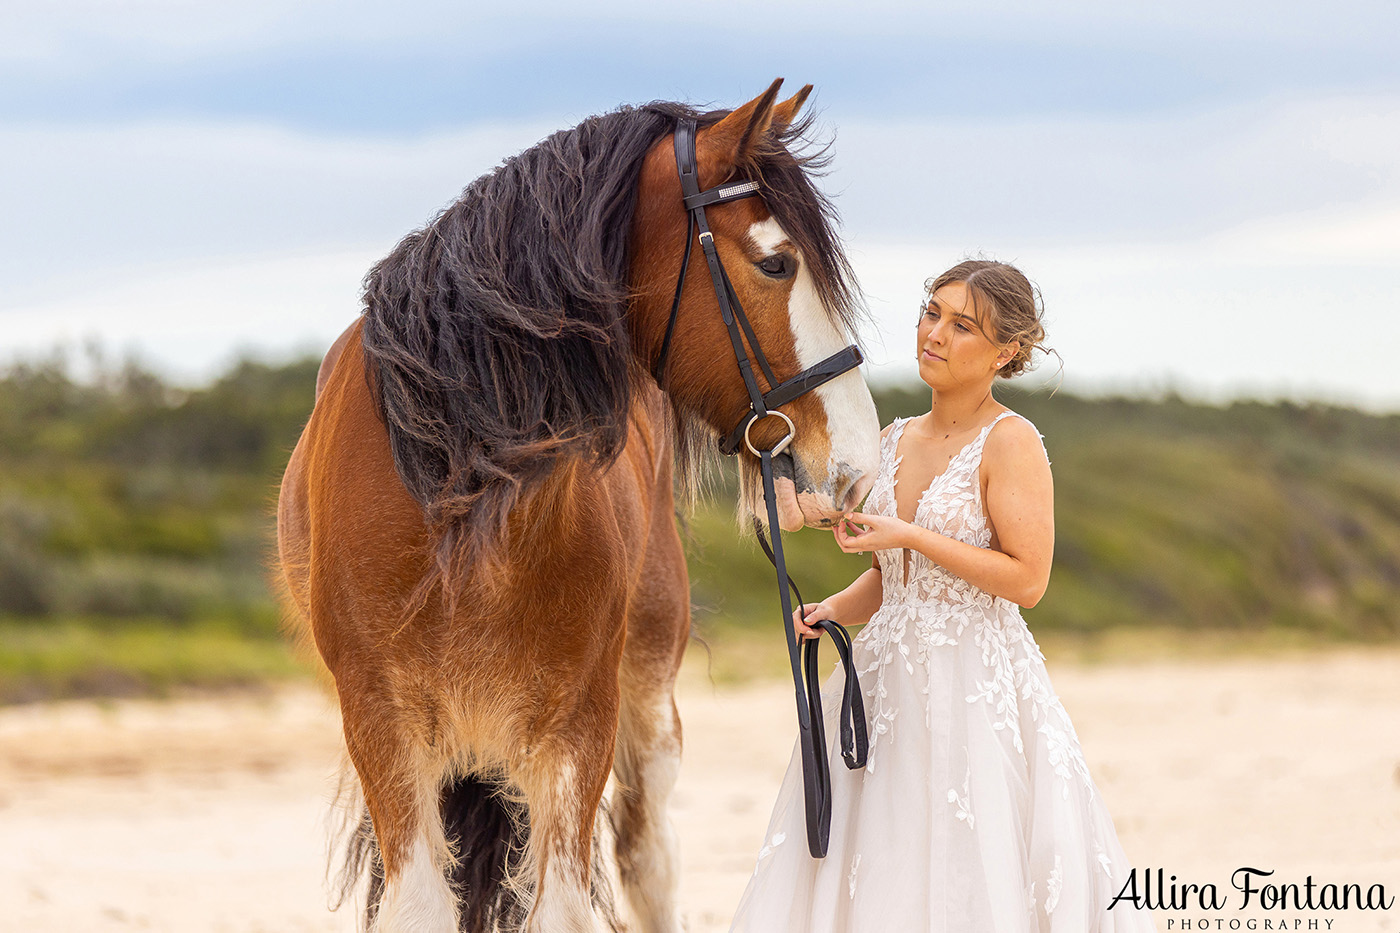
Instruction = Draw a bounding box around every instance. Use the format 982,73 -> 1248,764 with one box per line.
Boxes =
275,80 -> 880,933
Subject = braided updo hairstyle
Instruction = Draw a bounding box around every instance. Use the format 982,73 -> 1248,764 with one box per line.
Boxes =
924,259 -> 1052,378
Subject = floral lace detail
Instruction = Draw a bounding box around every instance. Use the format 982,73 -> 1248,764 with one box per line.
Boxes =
1045,855 -> 1064,913
967,602 -> 1029,753
856,412 -> 1092,794
1094,841 -> 1114,878
947,761 -> 975,828
1040,698 -> 1095,798
754,831 -> 786,868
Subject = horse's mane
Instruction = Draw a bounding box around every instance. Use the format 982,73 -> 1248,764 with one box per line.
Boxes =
360,99 -> 860,582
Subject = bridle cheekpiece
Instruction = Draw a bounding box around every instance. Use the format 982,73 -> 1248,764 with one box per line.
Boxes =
653,116 -> 869,859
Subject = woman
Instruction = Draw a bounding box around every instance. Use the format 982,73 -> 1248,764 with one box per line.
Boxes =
728,260 -> 1156,932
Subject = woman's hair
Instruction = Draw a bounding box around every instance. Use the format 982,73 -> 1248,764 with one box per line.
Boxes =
923,259 -> 1055,379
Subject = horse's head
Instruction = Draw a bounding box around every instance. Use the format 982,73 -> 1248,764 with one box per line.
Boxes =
631,80 -> 880,532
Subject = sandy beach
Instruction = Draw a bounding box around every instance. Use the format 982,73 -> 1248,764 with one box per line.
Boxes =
2,646 -> 1398,932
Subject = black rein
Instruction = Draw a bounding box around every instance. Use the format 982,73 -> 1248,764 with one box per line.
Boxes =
654,117 -> 869,858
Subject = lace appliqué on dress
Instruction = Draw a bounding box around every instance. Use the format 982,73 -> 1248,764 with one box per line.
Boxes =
857,413 -> 1093,795
947,762 -> 975,829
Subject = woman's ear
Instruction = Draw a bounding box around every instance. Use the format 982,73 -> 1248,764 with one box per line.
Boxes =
996,341 -> 1021,368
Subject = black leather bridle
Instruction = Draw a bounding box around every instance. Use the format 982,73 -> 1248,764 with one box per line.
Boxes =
652,117 -> 869,859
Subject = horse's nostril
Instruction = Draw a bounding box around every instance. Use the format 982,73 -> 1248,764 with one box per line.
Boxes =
840,472 -> 874,513
835,477 -> 855,510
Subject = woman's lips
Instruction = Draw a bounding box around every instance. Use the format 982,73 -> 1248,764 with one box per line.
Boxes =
923,350 -> 945,361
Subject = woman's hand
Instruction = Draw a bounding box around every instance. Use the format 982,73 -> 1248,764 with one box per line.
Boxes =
792,601 -> 838,640
833,511 -> 914,555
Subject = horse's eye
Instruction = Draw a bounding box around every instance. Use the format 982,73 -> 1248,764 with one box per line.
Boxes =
756,253 -> 795,279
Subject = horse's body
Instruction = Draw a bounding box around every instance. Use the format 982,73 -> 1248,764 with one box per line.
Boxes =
282,321 -> 686,930
276,82 -> 879,933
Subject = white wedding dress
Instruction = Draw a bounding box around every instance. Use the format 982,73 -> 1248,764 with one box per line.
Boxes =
729,410 -> 1157,933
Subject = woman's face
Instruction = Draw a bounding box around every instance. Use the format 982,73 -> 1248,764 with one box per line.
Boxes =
916,281 -> 1013,389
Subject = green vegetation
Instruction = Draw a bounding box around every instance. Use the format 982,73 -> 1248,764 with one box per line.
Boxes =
0,354 -> 318,701
2,352 -> 1398,700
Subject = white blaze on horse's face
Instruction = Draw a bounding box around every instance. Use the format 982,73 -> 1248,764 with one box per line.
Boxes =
747,217 -> 880,531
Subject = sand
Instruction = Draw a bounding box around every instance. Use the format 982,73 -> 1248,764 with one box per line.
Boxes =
2,647 -> 1398,932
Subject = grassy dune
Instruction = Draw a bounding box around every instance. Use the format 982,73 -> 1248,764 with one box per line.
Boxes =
2,356 -> 1397,700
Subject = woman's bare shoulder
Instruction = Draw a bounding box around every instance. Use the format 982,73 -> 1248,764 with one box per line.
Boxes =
983,411 -> 1051,474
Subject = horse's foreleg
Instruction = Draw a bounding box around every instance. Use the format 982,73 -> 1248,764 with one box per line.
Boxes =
516,696 -> 620,933
612,681 -> 684,933
610,511 -> 689,933
341,697 -> 456,933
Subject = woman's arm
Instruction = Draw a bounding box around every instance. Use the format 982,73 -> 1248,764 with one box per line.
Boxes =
793,421 -> 902,639
792,535 -> 885,638
792,566 -> 883,637
835,418 -> 1054,608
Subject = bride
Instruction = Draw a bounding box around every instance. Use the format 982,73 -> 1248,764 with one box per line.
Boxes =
728,260 -> 1157,932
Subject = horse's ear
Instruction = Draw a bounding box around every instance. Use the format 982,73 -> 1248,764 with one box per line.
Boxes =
696,78 -> 784,180
770,84 -> 812,133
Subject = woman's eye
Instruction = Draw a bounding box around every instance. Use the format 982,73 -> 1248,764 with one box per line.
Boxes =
757,254 -> 794,279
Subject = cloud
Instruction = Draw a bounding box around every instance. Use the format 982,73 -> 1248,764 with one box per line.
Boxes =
0,248 -> 378,384
1,90 -> 1397,408
7,0 -> 1397,66
856,232 -> 1400,411
0,118 -> 559,303
827,92 -> 1400,244
3,2 -> 1396,134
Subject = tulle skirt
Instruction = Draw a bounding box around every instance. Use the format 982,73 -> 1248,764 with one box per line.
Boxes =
727,602 -> 1158,933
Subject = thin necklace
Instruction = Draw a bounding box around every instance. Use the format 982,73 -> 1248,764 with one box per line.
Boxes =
930,392 -> 994,439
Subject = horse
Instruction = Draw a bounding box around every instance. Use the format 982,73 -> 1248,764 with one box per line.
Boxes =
275,79 -> 881,933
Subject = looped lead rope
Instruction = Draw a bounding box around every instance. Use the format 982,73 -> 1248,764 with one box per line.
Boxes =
757,451 -> 869,857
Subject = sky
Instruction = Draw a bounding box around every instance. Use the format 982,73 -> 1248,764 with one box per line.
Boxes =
3,1 -> 1399,410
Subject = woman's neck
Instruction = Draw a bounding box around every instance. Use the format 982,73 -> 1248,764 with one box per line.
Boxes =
924,383 -> 998,437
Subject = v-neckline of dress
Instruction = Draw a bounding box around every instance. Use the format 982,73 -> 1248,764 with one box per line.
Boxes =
888,411 -> 1011,527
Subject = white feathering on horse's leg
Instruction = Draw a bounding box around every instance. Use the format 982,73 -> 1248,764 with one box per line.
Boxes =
612,694 -> 684,933
522,761 -> 609,933
373,834 -> 458,933
372,767 -> 458,933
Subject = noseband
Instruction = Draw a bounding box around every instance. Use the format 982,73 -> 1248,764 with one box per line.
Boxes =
653,117 -> 869,859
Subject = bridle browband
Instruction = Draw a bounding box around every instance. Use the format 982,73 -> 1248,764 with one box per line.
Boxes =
653,117 -> 869,858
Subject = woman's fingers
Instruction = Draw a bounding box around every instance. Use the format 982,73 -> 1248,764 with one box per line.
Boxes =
835,520 -> 868,553
792,602 -> 832,639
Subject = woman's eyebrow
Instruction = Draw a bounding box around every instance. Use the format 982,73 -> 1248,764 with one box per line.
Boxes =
926,300 -> 977,326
